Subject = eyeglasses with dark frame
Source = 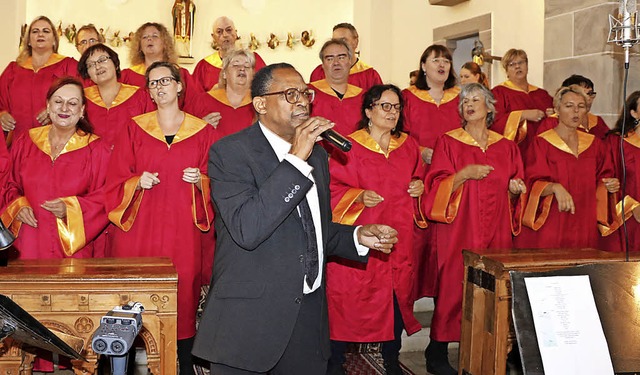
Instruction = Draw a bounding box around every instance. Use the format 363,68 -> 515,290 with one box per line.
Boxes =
86,55 -> 111,70
372,102 -> 403,112
148,76 -> 177,89
261,88 -> 315,104
586,91 -> 597,97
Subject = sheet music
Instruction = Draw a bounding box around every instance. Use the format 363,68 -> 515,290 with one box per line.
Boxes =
524,275 -> 614,375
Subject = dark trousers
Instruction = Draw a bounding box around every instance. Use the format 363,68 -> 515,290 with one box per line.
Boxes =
329,293 -> 405,364
210,290 -> 327,375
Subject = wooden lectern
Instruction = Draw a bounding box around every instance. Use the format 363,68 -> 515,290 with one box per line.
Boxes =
0,257 -> 178,375
458,248 -> 624,375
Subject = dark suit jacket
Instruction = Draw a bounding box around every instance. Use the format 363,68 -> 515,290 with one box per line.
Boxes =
192,123 -> 366,372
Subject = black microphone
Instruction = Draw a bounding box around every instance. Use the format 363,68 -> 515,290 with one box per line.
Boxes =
320,129 -> 351,152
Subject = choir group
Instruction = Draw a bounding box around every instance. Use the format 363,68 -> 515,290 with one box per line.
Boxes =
0,14 -> 638,375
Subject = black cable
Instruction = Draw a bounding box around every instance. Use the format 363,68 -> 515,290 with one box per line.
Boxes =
619,58 -> 630,262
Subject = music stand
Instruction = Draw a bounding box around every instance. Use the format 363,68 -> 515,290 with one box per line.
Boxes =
510,262 -> 640,375
0,294 -> 85,361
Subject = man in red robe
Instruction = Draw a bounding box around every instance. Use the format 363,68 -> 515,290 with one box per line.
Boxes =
193,16 -> 267,92
309,39 -> 363,153
309,23 -> 382,92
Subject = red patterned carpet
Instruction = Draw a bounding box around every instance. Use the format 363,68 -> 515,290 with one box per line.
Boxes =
344,351 -> 416,374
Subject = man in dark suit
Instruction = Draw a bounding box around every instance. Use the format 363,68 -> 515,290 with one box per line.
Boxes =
192,63 -> 398,375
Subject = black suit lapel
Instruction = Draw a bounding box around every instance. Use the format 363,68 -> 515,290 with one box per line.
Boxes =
307,146 -> 330,244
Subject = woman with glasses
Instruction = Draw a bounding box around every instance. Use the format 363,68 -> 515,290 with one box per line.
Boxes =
516,85 -> 619,249
491,48 -> 553,152
105,61 -> 216,375
78,44 -> 150,149
0,16 -> 78,146
423,83 -> 526,375
186,48 -> 256,138
325,84 -> 425,375
602,91 -> 640,252
121,22 -> 199,109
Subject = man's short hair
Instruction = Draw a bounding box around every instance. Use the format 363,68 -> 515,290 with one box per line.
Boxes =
332,22 -> 358,38
251,63 -> 297,98
561,74 -> 594,90
318,39 -> 352,61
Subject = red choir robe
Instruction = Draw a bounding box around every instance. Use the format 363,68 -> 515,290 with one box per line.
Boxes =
309,80 -> 363,152
517,129 -> 620,249
192,51 -> 267,92
599,132 -> 640,252
0,54 -> 78,145
184,87 -> 255,139
84,84 -> 151,148
402,85 -> 460,299
120,64 -> 200,111
309,59 -> 382,92
423,128 -> 524,342
327,129 -> 426,341
105,111 -> 215,339
491,81 -> 553,151
536,112 -> 610,140
0,126 -> 110,260
0,131 -> 8,187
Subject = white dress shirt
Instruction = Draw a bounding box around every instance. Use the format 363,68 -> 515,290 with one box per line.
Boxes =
259,123 -> 368,294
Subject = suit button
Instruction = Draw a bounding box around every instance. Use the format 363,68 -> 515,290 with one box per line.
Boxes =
285,197 -> 290,203
299,255 -> 304,263
294,185 -> 300,190
294,297 -> 302,304
288,193 -> 294,199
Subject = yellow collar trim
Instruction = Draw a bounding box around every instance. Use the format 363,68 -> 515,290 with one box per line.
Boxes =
19,53 -> 65,72
207,87 -> 252,108
538,128 -> 594,157
311,79 -> 362,99
204,52 -> 223,68
350,59 -> 372,74
586,112 -> 598,130
85,84 -> 141,109
446,128 -> 503,151
405,85 -> 460,105
349,128 -> 407,158
500,80 -> 539,94
29,125 -> 99,160
624,130 -> 640,149
129,63 -> 147,76
133,111 -> 207,145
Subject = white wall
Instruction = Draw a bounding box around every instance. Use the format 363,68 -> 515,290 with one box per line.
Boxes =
15,0 -> 354,79
356,0 -> 546,89
0,0 -> 546,88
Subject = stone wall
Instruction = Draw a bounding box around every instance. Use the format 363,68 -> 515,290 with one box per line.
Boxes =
544,0 -> 640,127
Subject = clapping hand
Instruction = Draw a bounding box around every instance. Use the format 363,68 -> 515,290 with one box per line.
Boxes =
357,224 -> 398,254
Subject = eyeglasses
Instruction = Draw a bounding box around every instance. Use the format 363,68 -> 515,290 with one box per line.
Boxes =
78,38 -> 99,46
148,76 -> 177,89
429,58 -> 451,66
372,102 -> 402,112
586,91 -> 597,97
323,54 -> 349,64
261,88 -> 315,104
507,60 -> 527,68
86,55 -> 111,70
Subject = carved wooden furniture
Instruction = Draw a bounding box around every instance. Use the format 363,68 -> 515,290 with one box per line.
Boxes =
0,257 -> 177,375
459,248 -> 625,375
